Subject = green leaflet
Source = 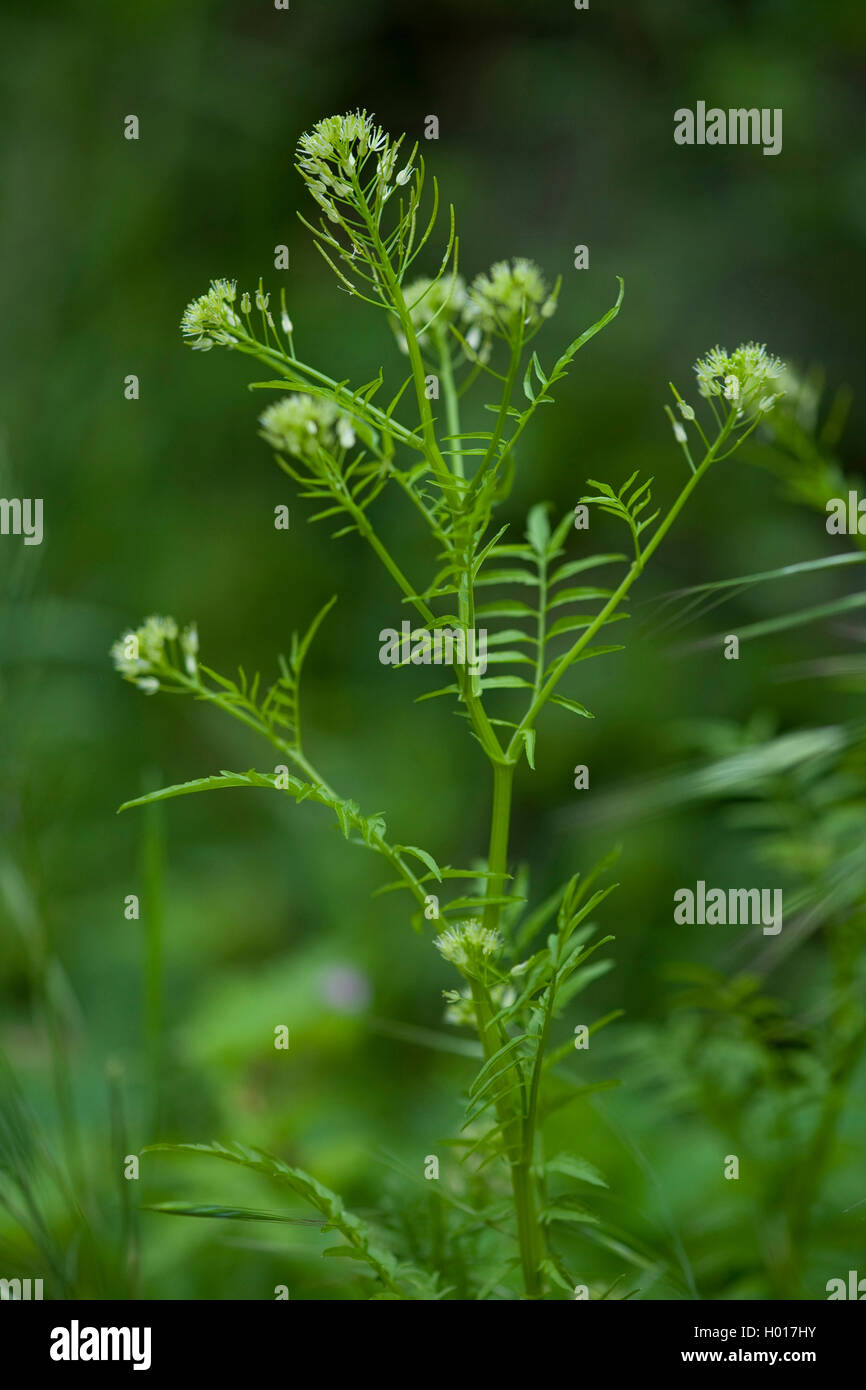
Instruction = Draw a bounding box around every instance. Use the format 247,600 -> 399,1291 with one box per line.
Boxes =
118,770 -> 280,812
540,1204 -> 600,1226
474,568 -> 540,587
582,470 -> 660,562
550,695 -> 594,719
526,501 -> 551,555
545,612 -> 629,641
468,1034 -> 532,1099
143,1202 -> 322,1224
549,554 -> 627,585
394,844 -> 443,881
118,768 -> 385,845
544,1153 -> 609,1188
143,1141 -> 438,1299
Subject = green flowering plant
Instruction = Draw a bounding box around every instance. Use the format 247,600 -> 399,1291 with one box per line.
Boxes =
464,257 -> 559,339
114,109 -> 786,1299
180,279 -> 242,351
693,341 -> 784,418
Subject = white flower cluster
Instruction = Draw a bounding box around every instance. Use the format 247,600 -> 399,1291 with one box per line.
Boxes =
435,918 -> 504,972
111,616 -> 198,693
296,110 -> 413,221
403,274 -> 468,338
443,981 -> 515,1027
464,258 -> 558,338
396,261 -> 557,356
259,394 -> 356,463
180,280 -> 241,351
694,342 -> 785,419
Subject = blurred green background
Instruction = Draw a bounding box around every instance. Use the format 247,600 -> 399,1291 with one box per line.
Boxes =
1,0 -> 865,1299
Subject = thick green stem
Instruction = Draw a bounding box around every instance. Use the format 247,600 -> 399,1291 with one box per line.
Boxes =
483,760 -> 515,933
477,760 -> 544,1296
533,550 -> 548,700
469,976 -> 542,1298
511,1159 -> 543,1297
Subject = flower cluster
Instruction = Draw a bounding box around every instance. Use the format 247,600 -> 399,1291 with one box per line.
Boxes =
403,274 -> 468,337
296,110 -> 412,222
435,918 -> 504,974
111,616 -> 198,693
180,279 -> 242,351
694,342 -> 785,418
259,394 -> 356,463
464,258 -> 557,338
443,982 -> 515,1028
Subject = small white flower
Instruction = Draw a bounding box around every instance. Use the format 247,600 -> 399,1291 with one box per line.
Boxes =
281,311 -> 293,335
137,677 -> 159,695
241,291 -> 252,314
401,275 -> 468,341
259,394 -> 355,465
673,422 -> 687,444
435,918 -> 503,971
395,165 -> 414,186
465,259 -> 553,337
694,343 -> 786,421
336,417 -> 356,449
378,147 -> 398,182
677,401 -> 695,421
180,623 -> 199,676
180,280 -> 240,350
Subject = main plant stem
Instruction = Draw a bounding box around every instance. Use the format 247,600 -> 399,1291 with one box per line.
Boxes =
469,966 -> 542,1298
477,758 -> 544,1296
482,760 -> 514,933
